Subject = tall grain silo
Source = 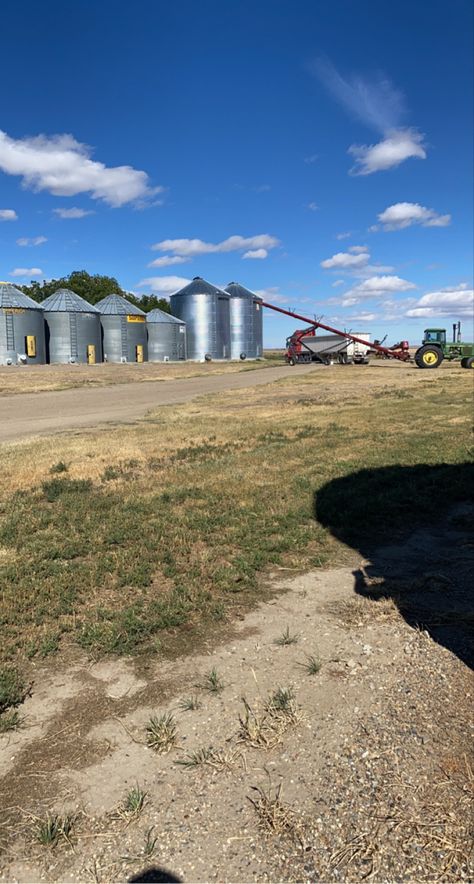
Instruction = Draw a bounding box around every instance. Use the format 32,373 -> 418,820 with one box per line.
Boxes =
41,288 -> 102,364
147,309 -> 187,362
170,277 -> 230,361
0,282 -> 46,366
96,294 -> 148,363
224,282 -> 263,360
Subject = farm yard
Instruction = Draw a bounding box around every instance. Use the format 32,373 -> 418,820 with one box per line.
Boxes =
0,360 -> 473,883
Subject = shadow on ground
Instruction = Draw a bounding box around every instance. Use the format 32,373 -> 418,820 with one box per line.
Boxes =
128,867 -> 182,883
315,462 -> 474,669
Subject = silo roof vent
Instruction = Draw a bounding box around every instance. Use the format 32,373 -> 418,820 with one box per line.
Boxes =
41,288 -> 99,313
224,282 -> 262,302
147,308 -> 186,324
0,282 -> 43,310
173,277 -> 229,297
95,293 -> 146,315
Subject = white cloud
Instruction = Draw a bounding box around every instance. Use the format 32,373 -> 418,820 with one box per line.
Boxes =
328,311 -> 377,324
348,245 -> 368,253
341,275 -> 417,303
377,202 -> 451,230
313,59 -> 405,131
336,231 -> 352,240
16,235 -> 47,246
332,279 -> 345,287
406,286 -> 473,317
151,234 -> 280,257
10,267 -> 43,277
0,130 -> 162,208
0,209 -> 18,221
349,129 -> 427,176
53,207 -> 94,218
304,154 -> 319,164
148,255 -> 189,268
243,248 -> 268,259
321,250 -> 369,269
137,276 -> 191,293
307,202 -> 319,211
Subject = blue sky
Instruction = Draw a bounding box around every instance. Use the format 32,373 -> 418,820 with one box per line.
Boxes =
0,0 -> 472,346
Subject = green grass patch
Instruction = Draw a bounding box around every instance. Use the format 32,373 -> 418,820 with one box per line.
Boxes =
0,375 -> 472,664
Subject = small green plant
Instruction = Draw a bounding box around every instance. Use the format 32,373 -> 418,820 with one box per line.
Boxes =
143,827 -> 158,858
146,713 -> 177,753
36,814 -> 73,847
268,686 -> 295,713
178,696 -> 201,711
49,461 -> 68,474
0,709 -> 21,733
198,667 -> 224,693
175,746 -> 213,767
122,784 -> 147,817
297,653 -> 322,675
274,626 -> 299,646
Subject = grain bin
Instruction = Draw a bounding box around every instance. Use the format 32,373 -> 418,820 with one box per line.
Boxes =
224,282 -> 263,359
147,309 -> 187,362
41,288 -> 102,364
0,282 -> 46,365
96,294 -> 148,363
170,277 -> 230,361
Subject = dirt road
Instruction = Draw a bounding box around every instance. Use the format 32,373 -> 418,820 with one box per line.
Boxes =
0,364 -> 317,444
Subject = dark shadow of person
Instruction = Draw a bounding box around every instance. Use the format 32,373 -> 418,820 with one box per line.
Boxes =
128,868 -> 182,883
315,462 -> 474,670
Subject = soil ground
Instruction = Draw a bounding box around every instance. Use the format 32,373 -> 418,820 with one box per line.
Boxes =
1,513 -> 472,883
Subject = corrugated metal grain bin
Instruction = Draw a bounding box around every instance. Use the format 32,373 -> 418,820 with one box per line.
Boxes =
41,288 -> 102,364
224,282 -> 263,359
170,277 -> 230,361
147,308 -> 187,362
96,294 -> 148,363
0,282 -> 46,365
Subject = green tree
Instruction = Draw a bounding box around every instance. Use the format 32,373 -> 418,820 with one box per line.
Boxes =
19,271 -> 171,314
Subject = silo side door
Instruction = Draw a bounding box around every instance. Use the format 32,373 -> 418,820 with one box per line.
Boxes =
87,344 -> 96,364
26,335 -> 36,358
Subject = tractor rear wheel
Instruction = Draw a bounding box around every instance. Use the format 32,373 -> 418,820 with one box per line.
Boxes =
462,356 -> 474,369
414,345 -> 444,369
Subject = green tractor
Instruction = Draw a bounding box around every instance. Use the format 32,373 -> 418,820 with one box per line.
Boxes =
415,322 -> 474,369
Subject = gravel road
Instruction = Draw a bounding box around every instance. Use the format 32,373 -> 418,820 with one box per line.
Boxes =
0,364 -> 317,444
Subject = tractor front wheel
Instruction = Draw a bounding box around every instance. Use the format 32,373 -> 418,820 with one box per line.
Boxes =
462,356 -> 474,369
414,345 -> 444,369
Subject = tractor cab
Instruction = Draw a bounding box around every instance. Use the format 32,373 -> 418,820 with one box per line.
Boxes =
423,328 -> 446,346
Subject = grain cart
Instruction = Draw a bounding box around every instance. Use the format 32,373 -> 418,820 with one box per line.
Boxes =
286,328 -> 371,364
414,322 -> 474,369
261,302 -> 411,363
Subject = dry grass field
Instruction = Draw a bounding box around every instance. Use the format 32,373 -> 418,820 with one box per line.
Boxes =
0,360 -> 472,882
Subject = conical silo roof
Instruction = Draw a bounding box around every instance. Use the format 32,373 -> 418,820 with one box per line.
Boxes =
147,308 -> 185,324
95,293 -> 146,315
173,277 -> 229,298
0,282 -> 43,310
41,288 -> 99,313
225,282 -> 262,301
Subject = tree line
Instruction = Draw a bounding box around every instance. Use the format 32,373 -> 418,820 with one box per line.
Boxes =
19,270 -> 171,314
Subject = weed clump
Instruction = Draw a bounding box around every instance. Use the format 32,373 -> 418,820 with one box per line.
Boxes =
146,713 -> 177,754
36,814 -> 74,848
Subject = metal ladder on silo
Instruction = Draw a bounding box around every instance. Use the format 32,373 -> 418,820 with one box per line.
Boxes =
5,313 -> 15,353
69,315 -> 78,359
120,316 -> 128,359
